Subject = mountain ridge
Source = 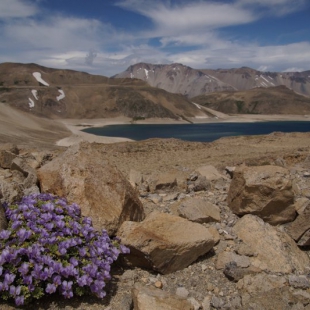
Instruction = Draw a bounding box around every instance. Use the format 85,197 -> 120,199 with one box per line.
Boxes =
113,62 -> 310,98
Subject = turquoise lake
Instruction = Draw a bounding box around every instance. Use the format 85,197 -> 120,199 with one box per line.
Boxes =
83,121 -> 310,143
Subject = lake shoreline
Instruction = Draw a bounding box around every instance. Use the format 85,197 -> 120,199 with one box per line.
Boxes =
56,114 -> 310,147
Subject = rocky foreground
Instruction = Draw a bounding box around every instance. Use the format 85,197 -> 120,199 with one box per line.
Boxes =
1,135 -> 310,309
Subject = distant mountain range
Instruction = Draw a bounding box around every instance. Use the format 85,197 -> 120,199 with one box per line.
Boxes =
1,62 -> 310,122
113,63 -> 310,99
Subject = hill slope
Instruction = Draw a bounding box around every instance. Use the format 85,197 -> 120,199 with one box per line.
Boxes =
191,85 -> 310,115
114,63 -> 310,98
0,62 -> 208,120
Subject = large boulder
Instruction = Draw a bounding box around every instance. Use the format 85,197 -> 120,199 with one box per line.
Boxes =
118,212 -> 215,274
227,165 -> 296,225
37,142 -> 145,235
132,283 -> 194,310
233,215 -> 309,274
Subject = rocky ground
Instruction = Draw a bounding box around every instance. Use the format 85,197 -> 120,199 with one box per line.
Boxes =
1,133 -> 310,309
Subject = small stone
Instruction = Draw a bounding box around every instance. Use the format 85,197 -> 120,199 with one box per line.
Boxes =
176,287 -> 189,299
201,264 -> 208,271
206,283 -> 214,292
213,287 -> 220,295
154,281 -> 163,289
211,295 -> 224,309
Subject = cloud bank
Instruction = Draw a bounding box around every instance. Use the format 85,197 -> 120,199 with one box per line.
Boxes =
0,0 -> 309,76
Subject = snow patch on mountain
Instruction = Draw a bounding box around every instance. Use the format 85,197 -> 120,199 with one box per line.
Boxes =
56,89 -> 65,101
28,98 -> 35,108
32,72 -> 49,86
31,90 -> 38,100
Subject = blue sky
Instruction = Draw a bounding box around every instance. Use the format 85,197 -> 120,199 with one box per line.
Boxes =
0,0 -> 309,76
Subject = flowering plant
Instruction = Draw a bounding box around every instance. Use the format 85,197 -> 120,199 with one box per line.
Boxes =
0,193 -> 129,306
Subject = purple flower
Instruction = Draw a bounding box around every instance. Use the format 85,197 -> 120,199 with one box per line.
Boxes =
46,283 -> 57,294
62,280 -> 73,291
15,295 -> 24,306
23,275 -> 33,285
9,285 -> 21,296
52,275 -> 62,286
18,262 -> 29,276
77,275 -> 90,287
16,228 -> 32,242
42,202 -> 55,212
0,230 -> 11,240
4,273 -> 16,285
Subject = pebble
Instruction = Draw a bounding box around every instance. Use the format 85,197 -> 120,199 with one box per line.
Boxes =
154,281 -> 163,289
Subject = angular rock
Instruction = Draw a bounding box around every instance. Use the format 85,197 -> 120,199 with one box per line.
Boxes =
241,287 -> 301,310
233,215 -> 309,274
154,173 -> 177,192
227,165 -> 296,225
297,229 -> 310,246
196,165 -> 227,181
132,283 -> 194,310
215,251 -> 251,270
289,275 -> 310,289
37,142 -> 145,235
118,212 -> 215,274
237,273 -> 286,295
0,175 -> 23,204
0,203 -> 8,230
285,204 -> 310,241
177,197 -> 220,224
0,143 -> 19,169
223,262 -> 260,282
129,169 -> 143,188
192,175 -> 210,192
294,197 -> 310,215
11,157 -> 38,189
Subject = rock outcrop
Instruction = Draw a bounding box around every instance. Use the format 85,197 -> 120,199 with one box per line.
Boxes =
233,215 -> 309,274
118,211 -> 215,274
37,142 -> 145,235
227,165 -> 296,225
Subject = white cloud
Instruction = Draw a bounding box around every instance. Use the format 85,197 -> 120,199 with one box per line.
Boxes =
237,0 -> 306,15
0,0 -> 38,19
117,1 -> 255,33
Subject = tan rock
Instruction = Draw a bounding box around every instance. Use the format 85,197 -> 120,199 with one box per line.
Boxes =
297,229 -> 310,246
294,197 -> 310,215
177,197 -> 221,223
154,173 -> 177,192
233,215 -> 309,273
129,169 -> 143,188
0,143 -> 18,169
237,273 -> 286,295
227,165 -> 296,225
118,212 -> 215,274
196,165 -> 227,181
215,251 -> 251,270
37,142 -> 145,235
132,283 -> 194,310
285,204 -> 310,241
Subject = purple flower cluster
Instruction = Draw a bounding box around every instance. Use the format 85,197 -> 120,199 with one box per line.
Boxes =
0,193 -> 129,306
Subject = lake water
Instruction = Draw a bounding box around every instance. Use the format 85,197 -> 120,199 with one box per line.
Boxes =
83,121 -> 310,142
